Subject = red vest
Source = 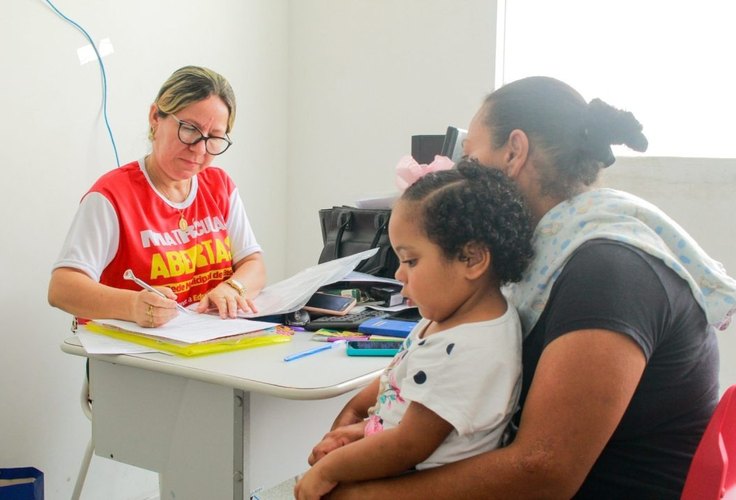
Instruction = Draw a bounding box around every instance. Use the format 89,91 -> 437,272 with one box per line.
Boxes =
94,162 -> 236,306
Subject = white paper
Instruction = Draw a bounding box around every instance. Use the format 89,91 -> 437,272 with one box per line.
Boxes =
93,314 -> 279,344
241,248 -> 380,318
340,271 -> 402,286
355,194 -> 398,209
89,248 -> 378,344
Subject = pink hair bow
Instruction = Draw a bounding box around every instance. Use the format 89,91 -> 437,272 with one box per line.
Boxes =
395,155 -> 454,191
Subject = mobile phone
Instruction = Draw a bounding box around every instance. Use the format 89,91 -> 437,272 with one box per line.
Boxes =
346,340 -> 402,357
303,292 -> 357,316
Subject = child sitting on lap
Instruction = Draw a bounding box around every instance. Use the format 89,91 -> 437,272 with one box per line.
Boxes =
294,159 -> 534,499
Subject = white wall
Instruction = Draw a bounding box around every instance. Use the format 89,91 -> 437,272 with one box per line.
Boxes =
2,1 -> 288,498
3,1 -> 733,499
286,0 -> 498,273
1,1 -> 496,499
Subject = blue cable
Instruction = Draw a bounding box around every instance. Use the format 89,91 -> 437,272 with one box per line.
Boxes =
44,0 -> 121,167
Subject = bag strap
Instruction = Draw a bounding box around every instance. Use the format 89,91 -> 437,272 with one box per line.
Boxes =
368,213 -> 389,249
331,211 -> 353,260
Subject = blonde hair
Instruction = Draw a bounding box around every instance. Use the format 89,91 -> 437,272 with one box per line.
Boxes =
149,65 -> 236,140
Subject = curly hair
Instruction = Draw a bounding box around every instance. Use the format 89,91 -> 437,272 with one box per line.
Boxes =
401,159 -> 534,285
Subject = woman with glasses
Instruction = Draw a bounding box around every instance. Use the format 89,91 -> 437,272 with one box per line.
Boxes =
49,66 -> 265,328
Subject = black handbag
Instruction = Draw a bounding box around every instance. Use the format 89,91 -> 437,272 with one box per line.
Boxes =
318,206 -> 399,278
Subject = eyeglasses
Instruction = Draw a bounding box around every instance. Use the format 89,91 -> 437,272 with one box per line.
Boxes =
170,114 -> 232,155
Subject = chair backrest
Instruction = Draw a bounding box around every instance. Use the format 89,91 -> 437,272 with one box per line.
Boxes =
681,384 -> 736,500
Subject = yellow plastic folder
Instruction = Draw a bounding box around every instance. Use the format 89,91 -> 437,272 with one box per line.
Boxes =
85,322 -> 292,357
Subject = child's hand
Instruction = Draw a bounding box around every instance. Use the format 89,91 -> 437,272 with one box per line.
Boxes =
294,467 -> 337,500
308,422 -> 365,465
308,434 -> 343,466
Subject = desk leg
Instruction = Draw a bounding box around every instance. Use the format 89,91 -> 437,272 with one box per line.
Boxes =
158,389 -> 249,500
236,389 -> 249,499
90,360 -> 248,500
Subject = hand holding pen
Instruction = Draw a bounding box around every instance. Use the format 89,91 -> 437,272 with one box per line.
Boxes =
123,269 -> 189,328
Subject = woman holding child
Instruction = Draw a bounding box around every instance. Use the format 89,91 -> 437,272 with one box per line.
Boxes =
303,76 -> 736,498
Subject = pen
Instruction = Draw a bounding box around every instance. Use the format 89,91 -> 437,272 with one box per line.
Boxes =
283,339 -> 346,362
123,269 -> 190,314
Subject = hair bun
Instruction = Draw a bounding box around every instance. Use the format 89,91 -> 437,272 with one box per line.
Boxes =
586,98 -> 648,155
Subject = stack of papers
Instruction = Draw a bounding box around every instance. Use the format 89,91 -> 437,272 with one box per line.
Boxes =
79,248 -> 383,356
243,248 -> 380,317
83,314 -> 288,357
94,314 -> 277,344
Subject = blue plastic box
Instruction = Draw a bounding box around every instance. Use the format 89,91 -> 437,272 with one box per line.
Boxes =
0,468 -> 44,500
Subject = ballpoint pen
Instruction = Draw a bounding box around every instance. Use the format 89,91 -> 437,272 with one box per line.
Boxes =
123,269 -> 191,314
283,339 -> 346,362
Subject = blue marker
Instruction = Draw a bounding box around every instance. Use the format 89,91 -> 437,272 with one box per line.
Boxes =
283,340 -> 346,362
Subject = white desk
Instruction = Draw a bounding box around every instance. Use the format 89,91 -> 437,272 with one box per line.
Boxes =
61,332 -> 389,500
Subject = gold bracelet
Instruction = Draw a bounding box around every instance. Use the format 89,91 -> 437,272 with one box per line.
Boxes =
225,278 -> 246,297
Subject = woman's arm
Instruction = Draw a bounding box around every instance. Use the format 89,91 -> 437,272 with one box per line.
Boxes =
231,251 -> 267,296
296,400 -> 454,500
327,328 -> 646,499
48,267 -> 179,327
196,251 -> 266,317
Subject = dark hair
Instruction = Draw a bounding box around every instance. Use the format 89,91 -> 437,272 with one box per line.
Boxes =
482,76 -> 648,199
401,159 -> 534,285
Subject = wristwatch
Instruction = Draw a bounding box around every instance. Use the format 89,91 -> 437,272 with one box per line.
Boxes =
225,278 -> 247,297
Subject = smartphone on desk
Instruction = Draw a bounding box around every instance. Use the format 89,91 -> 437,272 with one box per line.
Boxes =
346,340 -> 402,357
304,292 -> 357,316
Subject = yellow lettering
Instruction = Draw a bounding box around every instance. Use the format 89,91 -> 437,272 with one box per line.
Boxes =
184,246 -> 200,271
150,254 -> 171,279
201,240 -> 215,263
166,251 -> 187,277
194,244 -> 208,267
151,242 -> 231,282
214,238 -> 232,264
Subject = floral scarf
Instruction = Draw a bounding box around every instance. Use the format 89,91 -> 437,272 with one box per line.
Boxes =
507,188 -> 736,337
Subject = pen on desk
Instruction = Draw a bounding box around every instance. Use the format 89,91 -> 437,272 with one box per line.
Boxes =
123,269 -> 190,314
283,340 -> 346,362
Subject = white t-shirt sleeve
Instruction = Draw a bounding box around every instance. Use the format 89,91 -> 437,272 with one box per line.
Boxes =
227,187 -> 262,263
51,192 -> 119,282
